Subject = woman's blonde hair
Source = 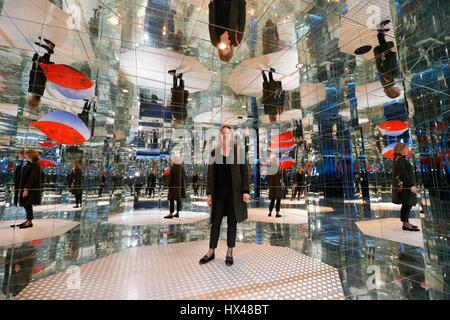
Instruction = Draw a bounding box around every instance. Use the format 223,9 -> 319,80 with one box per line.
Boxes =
218,46 -> 234,62
25,149 -> 40,162
393,143 -> 408,157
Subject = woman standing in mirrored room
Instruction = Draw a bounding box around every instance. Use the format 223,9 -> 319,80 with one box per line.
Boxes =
67,162 -> 83,208
199,125 -> 250,266
391,143 -> 419,231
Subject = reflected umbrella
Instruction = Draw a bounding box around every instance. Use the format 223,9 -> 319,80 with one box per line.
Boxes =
39,63 -> 93,90
39,157 -> 56,168
378,120 -> 408,137
29,110 -> 91,145
51,82 -> 95,100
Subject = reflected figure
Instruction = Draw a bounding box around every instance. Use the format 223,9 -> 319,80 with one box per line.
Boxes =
146,170 -> 156,197
98,172 -> 106,197
11,149 -> 42,229
262,19 -> 280,55
28,37 -> 55,107
267,160 -> 287,218
13,150 -> 26,207
168,70 -> 188,124
2,242 -> 36,297
199,125 -> 250,266
391,143 -> 419,231
262,69 -> 285,123
164,156 -> 186,219
208,0 -> 246,62
292,167 -> 305,200
192,171 -> 200,196
396,251 -> 429,300
67,162 -> 83,208
373,21 -> 401,99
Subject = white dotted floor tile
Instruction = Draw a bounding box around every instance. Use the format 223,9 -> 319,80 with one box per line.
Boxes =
355,218 -> 424,248
2,204 -> 82,215
0,219 -> 79,247
15,240 -> 345,300
306,204 -> 335,213
108,209 -> 209,226
192,201 -> 208,207
247,208 -> 308,225
370,202 -> 421,212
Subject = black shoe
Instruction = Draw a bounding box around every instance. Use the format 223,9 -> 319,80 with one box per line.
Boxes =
40,37 -> 55,49
402,226 -> 420,232
276,213 -> 282,218
410,224 -> 419,229
199,253 -> 215,265
225,256 -> 234,266
268,212 -> 272,217
19,222 -> 33,229
173,213 -> 179,218
269,67 -> 276,73
73,205 -> 79,208
34,42 -> 54,54
379,19 -> 391,28
164,214 -> 173,219
377,28 -> 390,33
10,222 -> 26,228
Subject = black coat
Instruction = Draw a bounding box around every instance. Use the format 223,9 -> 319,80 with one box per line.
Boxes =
18,161 -> 42,207
206,147 -> 250,223
392,156 -> 417,206
28,53 -> 53,96
262,20 -> 279,54
374,41 -> 398,88
67,170 -> 83,196
167,164 -> 186,200
2,243 -> 36,297
268,168 -> 288,199
13,161 -> 26,206
192,174 -> 200,187
147,173 -> 156,187
262,72 -> 285,115
209,0 -> 246,47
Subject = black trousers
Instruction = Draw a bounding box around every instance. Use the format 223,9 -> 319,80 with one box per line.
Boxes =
25,205 -> 33,221
292,185 -> 304,199
169,199 -> 182,213
75,194 -> 82,206
193,187 -> 198,196
269,198 -> 281,213
147,187 -> 155,197
209,189 -> 237,249
401,205 -> 412,222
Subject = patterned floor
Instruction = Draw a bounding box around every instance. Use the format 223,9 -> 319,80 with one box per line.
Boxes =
247,208 -> 309,225
108,209 -> 209,226
306,204 -> 335,213
15,240 -> 344,300
0,219 -> 80,247
355,218 -> 424,248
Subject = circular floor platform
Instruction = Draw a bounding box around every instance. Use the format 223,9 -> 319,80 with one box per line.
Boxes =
247,208 -> 308,225
108,209 -> 209,226
16,240 -> 344,300
0,219 -> 79,247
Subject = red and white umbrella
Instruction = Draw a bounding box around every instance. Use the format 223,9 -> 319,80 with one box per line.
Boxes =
382,143 -> 413,159
30,110 -> 91,145
40,63 -> 93,90
377,120 -> 408,137
39,157 -> 57,168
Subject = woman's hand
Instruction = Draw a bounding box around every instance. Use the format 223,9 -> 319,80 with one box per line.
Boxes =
22,188 -> 29,198
207,195 -> 212,207
411,186 -> 418,194
243,193 -> 250,203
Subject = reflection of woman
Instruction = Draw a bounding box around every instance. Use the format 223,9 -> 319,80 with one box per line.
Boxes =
2,243 -> 36,296
209,0 -> 246,62
13,150 -> 26,206
12,149 -> 42,229
199,126 -> 250,266
28,38 -> 55,107
164,156 -> 186,219
68,162 -> 83,208
267,163 -> 287,217
391,143 -> 419,231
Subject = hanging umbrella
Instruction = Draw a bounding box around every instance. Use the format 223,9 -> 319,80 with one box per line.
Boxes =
382,143 -> 413,159
271,131 -> 295,144
279,157 -> 296,169
39,157 -> 57,168
377,120 -> 408,137
39,141 -> 57,148
270,140 -> 296,153
30,110 -> 91,145
40,63 -> 94,90
52,82 -> 95,100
